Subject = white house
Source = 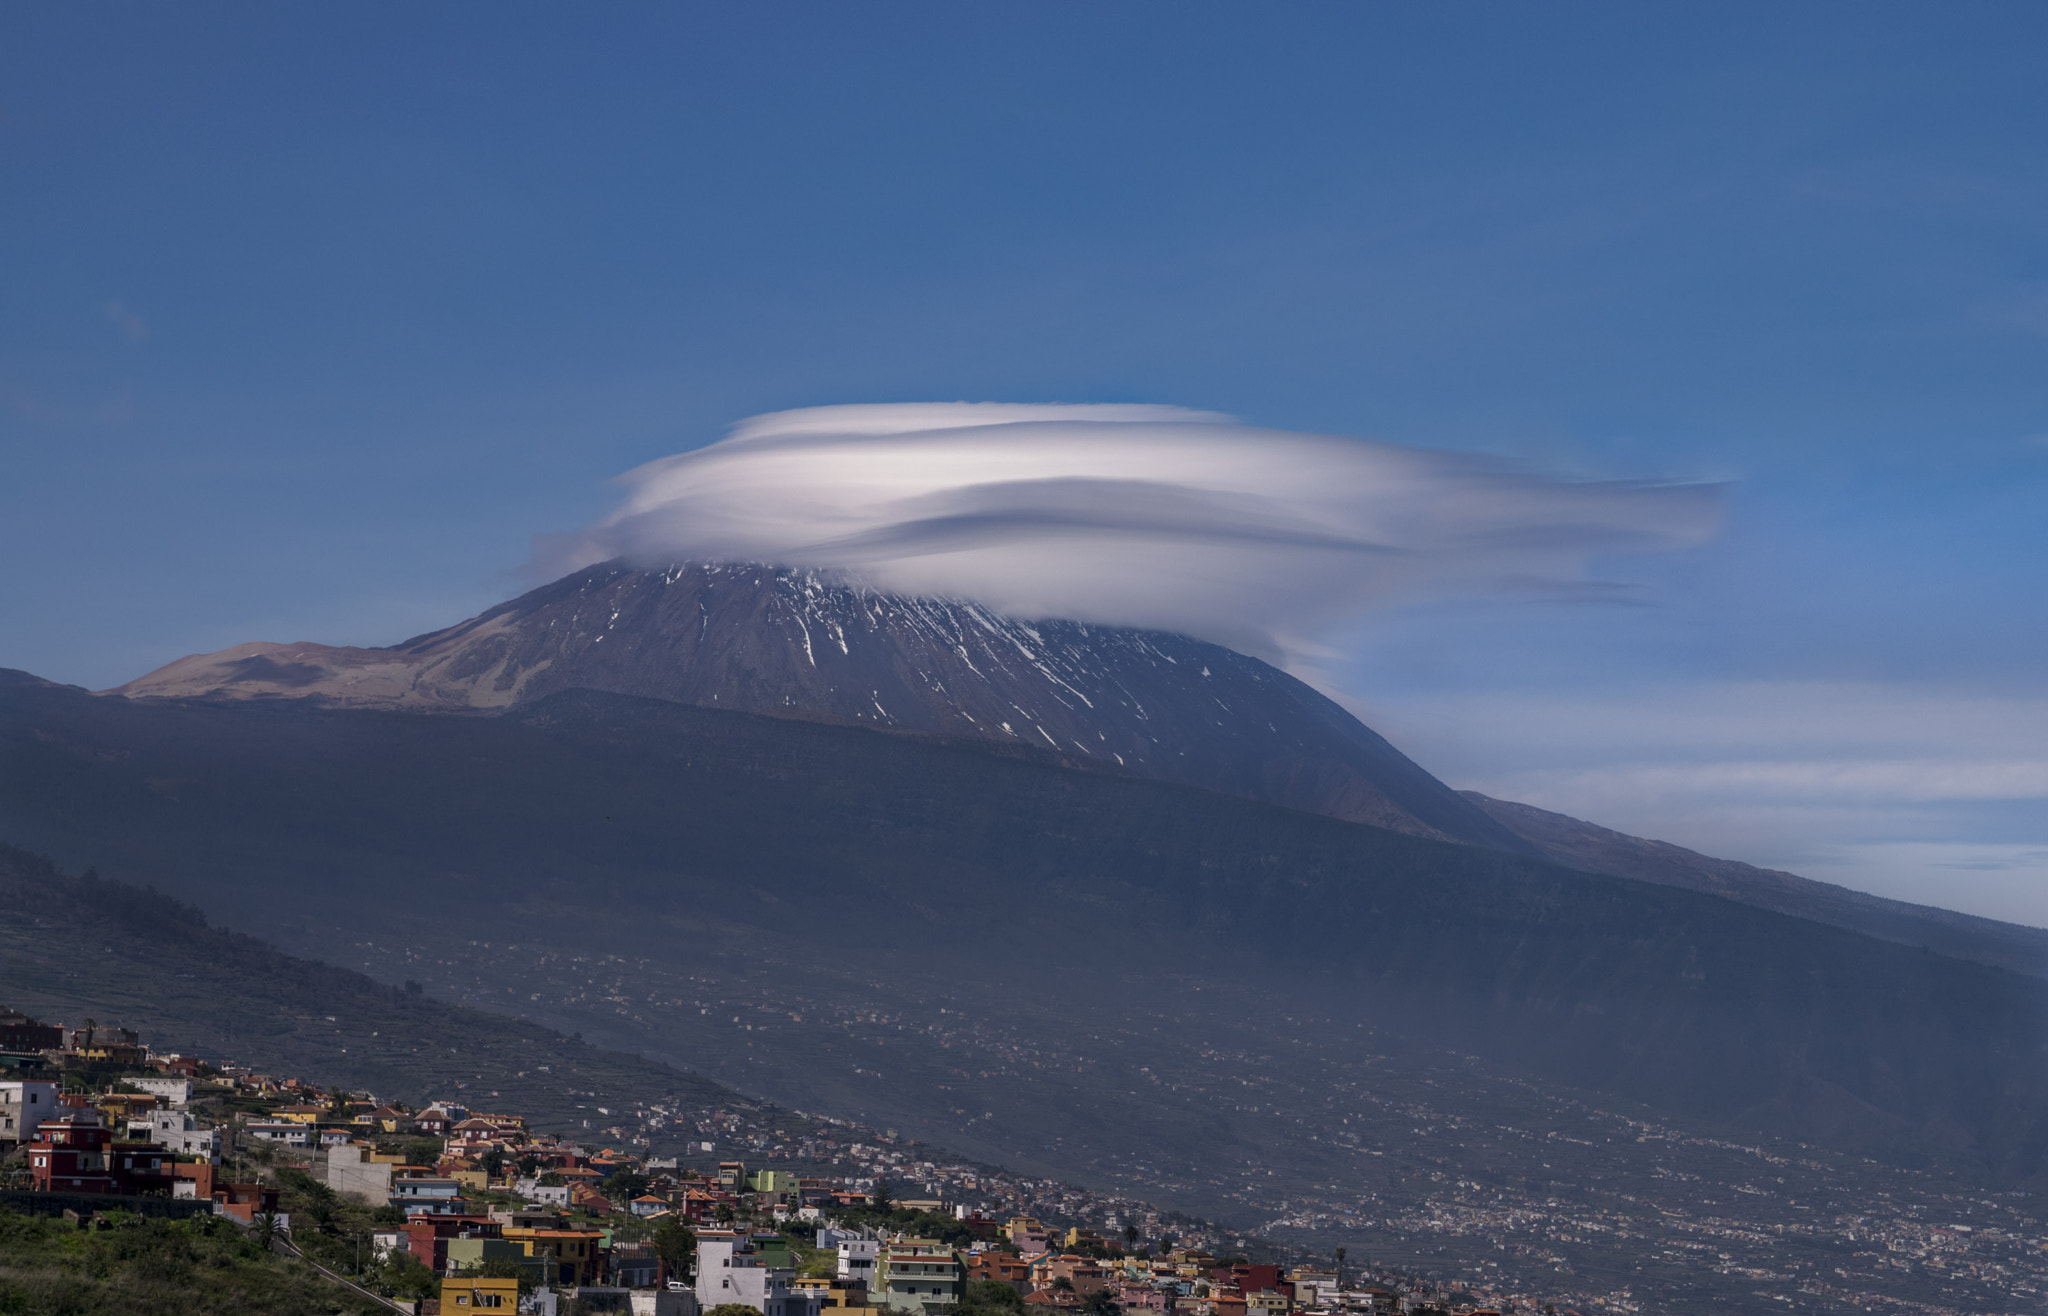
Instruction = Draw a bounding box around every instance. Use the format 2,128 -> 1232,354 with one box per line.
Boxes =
240,1121 -> 309,1147
817,1230 -> 880,1283
390,1174 -> 464,1215
695,1229 -> 820,1316
323,1143 -> 395,1205
129,1076 -> 193,1107
0,1080 -> 59,1148
129,1109 -> 221,1162
515,1177 -> 572,1206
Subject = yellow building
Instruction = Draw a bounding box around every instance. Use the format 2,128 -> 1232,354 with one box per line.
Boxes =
794,1276 -> 870,1309
1005,1217 -> 1048,1249
503,1226 -> 605,1286
441,1275 -> 519,1311
1246,1292 -> 1293,1316
268,1103 -> 327,1124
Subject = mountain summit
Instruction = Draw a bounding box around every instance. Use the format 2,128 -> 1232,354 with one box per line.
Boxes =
113,560 -> 1533,853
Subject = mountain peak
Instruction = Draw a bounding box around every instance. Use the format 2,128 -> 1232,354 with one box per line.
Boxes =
112,560 -> 1535,853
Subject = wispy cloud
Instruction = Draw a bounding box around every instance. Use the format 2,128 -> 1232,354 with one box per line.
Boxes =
549,403 -> 1723,664
102,301 -> 149,342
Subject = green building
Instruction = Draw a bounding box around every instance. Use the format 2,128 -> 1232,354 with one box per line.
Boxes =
872,1240 -> 963,1314
750,1169 -> 800,1194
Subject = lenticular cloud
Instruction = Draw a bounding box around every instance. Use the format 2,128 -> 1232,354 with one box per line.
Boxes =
554,403 -> 1722,662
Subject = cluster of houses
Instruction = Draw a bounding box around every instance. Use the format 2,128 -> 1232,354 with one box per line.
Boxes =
1,1007 -> 1515,1316
833,1220 -> 1411,1316
1,1013 -> 281,1224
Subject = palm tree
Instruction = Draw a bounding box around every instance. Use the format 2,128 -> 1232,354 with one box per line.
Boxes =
1334,1247 -> 1346,1290
252,1212 -> 282,1251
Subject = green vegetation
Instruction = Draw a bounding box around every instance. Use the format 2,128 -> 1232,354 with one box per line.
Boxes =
0,1203 -> 387,1315
826,1202 -> 982,1249
955,1278 -> 1028,1316
265,1165 -> 435,1304
652,1218 -> 695,1276
965,1279 -> 1025,1309
599,1168 -> 650,1203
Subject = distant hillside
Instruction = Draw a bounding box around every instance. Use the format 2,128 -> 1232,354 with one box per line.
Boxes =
108,561 -> 1536,852
0,843 -> 752,1138
5,675 -> 2046,1195
1462,791 -> 2048,978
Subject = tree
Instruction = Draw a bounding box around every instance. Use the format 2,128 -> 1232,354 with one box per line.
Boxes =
1081,1288 -> 1122,1316
712,1200 -> 736,1224
871,1179 -> 892,1213
1123,1224 -> 1140,1251
462,1255 -> 537,1294
654,1218 -> 697,1278
708,1305 -> 764,1316
383,1250 -> 439,1302
966,1280 -> 1025,1311
250,1212 -> 282,1252
1334,1246 -> 1347,1290
603,1168 -> 651,1202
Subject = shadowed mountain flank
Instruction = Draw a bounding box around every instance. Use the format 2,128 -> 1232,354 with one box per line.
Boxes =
5,676 -> 2048,1192
1463,791 -> 2048,979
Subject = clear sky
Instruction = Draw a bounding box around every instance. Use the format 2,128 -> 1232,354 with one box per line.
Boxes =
5,4 -> 2045,922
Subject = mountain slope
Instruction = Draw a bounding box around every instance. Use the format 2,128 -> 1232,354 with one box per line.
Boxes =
5,675 -> 2046,1191
109,561 -> 1534,852
1463,791 -> 2048,978
0,843 -> 753,1137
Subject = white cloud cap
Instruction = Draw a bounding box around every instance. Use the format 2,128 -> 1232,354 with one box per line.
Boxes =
555,403 -> 1723,663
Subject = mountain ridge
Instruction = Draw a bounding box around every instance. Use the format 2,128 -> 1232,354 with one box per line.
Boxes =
1463,791 -> 2048,978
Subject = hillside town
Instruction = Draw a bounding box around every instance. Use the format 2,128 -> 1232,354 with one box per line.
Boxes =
0,1006 -> 1542,1316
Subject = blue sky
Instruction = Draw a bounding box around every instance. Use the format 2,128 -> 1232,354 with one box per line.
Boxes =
5,5 -> 2046,920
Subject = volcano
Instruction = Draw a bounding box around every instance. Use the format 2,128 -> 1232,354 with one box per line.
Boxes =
113,560 -> 1534,853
